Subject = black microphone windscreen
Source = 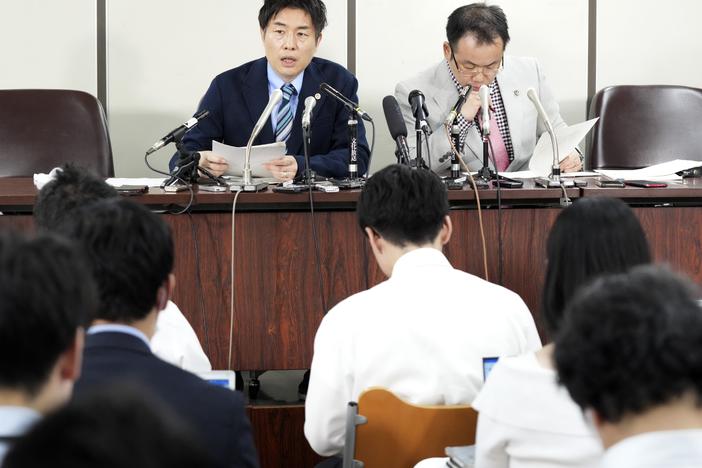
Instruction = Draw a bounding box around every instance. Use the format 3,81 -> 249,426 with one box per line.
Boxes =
382,95 -> 408,139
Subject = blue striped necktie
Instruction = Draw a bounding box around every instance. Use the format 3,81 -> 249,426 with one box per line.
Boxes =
275,83 -> 297,142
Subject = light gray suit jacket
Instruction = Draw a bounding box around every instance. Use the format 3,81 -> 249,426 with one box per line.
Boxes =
395,56 -> 567,174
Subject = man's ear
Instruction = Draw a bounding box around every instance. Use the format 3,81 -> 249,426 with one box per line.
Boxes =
156,273 -> 175,312
315,31 -> 323,47
439,215 -> 453,246
364,227 -> 383,256
443,41 -> 452,61
59,328 -> 85,382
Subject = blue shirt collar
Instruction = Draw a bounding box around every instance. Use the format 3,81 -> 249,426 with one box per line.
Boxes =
267,62 -> 304,95
87,324 -> 151,348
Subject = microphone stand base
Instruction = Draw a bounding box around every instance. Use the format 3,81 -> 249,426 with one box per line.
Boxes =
534,177 -> 575,188
229,181 -> 269,192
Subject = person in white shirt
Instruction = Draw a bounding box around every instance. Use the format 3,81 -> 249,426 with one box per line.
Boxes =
304,164 -> 541,459
471,197 -> 653,468
555,265 -> 702,468
33,164 -> 211,373
0,232 -> 98,464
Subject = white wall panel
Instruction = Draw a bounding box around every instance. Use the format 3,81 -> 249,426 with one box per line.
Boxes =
356,0 -> 588,174
597,0 -> 702,90
107,0 -> 347,176
0,0 -> 97,94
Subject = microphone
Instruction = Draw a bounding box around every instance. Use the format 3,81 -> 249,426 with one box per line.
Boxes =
146,109 -> 209,155
526,88 -> 554,134
302,96 -> 317,130
479,86 -> 491,136
382,95 -> 411,165
527,87 -> 571,189
443,85 -> 472,126
319,82 -> 373,122
408,90 -> 432,135
241,89 -> 283,187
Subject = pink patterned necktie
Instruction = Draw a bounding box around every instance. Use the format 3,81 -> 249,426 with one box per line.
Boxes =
479,98 -> 510,172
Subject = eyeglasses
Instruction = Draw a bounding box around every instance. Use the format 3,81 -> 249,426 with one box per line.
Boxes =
451,50 -> 503,77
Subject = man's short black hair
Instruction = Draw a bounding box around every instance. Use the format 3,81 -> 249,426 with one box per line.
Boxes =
554,265 -> 702,423
34,164 -> 118,231
357,165 -> 449,247
3,384 -> 215,468
541,197 -> 651,337
446,3 -> 510,49
0,231 -> 97,395
258,0 -> 328,38
56,198 -> 174,323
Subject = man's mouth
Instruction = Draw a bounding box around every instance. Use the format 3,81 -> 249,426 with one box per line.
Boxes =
281,57 -> 297,66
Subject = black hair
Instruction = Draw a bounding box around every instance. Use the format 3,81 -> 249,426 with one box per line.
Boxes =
0,231 -> 97,395
56,198 -> 174,323
34,163 -> 118,231
446,3 -> 510,49
541,197 -> 651,338
258,0 -> 328,38
357,165 -> 449,247
554,265 -> 702,423
3,384 -> 216,468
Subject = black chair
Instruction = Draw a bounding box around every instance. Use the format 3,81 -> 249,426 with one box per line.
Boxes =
587,85 -> 702,170
0,89 -> 114,177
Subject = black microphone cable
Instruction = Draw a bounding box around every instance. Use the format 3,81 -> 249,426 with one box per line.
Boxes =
144,148 -> 195,215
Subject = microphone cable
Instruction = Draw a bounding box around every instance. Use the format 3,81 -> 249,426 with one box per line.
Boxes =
186,211 -> 212,356
485,137 -> 504,286
228,189 -> 243,371
144,150 -> 195,215
444,124 -> 489,281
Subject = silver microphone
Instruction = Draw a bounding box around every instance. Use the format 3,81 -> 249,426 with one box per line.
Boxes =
302,96 -> 317,130
527,87 -> 570,189
242,89 -> 283,186
479,86 -> 491,136
526,88 -> 555,134
444,85 -> 472,126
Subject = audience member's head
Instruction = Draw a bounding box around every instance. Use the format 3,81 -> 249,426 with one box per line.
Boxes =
3,384 -> 216,468
541,197 -> 651,338
357,165 -> 451,275
0,231 -> 97,412
34,164 -> 118,231
554,265 -> 702,448
56,198 -> 174,334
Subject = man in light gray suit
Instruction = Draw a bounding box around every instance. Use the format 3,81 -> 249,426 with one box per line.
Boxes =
396,3 -> 582,175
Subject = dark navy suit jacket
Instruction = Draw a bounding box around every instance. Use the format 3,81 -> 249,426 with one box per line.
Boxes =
170,57 -> 370,179
74,332 -> 258,468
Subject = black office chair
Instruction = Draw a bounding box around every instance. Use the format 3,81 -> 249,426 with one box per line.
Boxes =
0,89 -> 114,177
587,85 -> 702,170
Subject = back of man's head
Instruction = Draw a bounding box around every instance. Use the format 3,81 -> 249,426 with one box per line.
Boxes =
357,165 -> 449,247
555,265 -> 702,425
0,231 -> 96,397
56,198 -> 174,323
34,164 -> 118,231
446,3 -> 510,49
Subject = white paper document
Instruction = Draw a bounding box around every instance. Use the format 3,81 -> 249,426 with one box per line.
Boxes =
528,118 -> 599,176
594,159 -> 702,181
212,140 -> 286,178
107,178 -> 167,187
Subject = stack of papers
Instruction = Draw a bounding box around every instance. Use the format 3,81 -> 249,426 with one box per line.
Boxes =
595,159 -> 702,181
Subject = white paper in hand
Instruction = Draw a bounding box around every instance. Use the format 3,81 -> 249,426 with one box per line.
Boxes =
528,118 -> 599,176
212,140 -> 286,177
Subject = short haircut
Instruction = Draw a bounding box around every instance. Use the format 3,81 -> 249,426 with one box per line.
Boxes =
3,384 -> 215,468
541,197 -> 650,337
258,0 -> 328,38
554,265 -> 702,423
34,164 -> 118,231
357,165 -> 449,247
56,198 -> 174,323
0,231 -> 97,395
446,3 -> 510,49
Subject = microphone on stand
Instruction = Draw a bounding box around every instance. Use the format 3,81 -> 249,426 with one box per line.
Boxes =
302,96 -> 317,130
479,86 -> 491,137
231,89 -> 283,192
408,90 -> 432,135
301,96 -> 318,184
319,83 -> 373,122
146,110 -> 209,155
444,85 -> 472,127
526,88 -> 574,191
382,95 -> 411,166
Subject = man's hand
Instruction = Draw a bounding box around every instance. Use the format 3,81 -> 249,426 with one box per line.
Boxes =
560,152 -> 583,173
264,156 -> 298,181
460,90 -> 482,122
198,151 -> 229,176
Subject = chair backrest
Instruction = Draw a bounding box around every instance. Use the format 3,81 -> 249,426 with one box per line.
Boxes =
0,89 -> 114,177
587,85 -> 702,170
354,388 -> 477,468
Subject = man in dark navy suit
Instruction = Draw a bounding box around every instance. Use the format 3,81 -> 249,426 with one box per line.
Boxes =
170,0 -> 370,181
62,198 -> 258,468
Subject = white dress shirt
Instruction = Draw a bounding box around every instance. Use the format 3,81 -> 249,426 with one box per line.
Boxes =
151,301 -> 212,373
601,430 -> 702,468
0,406 -> 41,464
304,248 -> 541,456
472,353 -> 602,468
